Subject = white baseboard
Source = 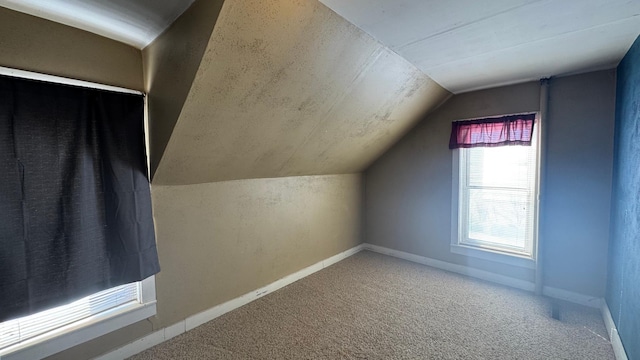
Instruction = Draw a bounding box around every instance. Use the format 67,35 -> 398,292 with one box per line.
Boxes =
95,244 -> 364,360
362,243 -> 604,309
541,286 -> 601,309
601,301 -> 629,360
362,243 -> 536,292
97,243 -> 613,360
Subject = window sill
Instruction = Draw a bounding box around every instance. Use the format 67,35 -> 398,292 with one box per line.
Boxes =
450,244 -> 536,269
0,301 -> 156,360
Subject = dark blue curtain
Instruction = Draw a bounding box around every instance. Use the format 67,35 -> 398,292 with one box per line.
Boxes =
0,75 -> 159,322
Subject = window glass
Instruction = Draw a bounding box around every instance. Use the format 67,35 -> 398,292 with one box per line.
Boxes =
458,123 -> 538,256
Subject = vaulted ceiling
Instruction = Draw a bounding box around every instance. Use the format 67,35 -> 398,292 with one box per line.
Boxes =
148,0 -> 449,184
319,0 -> 640,93
2,0 -> 639,185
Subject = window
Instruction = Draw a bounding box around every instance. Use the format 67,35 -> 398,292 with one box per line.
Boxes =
451,115 -> 539,265
0,278 -> 156,360
0,66 -> 158,360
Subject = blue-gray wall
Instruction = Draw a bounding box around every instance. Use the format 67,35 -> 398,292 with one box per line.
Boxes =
364,70 -> 616,297
607,35 -> 640,360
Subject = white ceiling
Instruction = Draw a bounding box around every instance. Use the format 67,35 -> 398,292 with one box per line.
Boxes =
0,0 -> 195,48
320,0 -> 640,93
1,0 -> 639,92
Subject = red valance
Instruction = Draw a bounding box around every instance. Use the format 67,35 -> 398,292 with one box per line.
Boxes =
449,113 -> 535,149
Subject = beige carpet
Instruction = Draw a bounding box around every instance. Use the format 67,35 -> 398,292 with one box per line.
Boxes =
129,251 -> 614,359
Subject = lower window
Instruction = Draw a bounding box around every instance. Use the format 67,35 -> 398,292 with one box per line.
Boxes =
0,277 -> 156,360
453,127 -> 539,259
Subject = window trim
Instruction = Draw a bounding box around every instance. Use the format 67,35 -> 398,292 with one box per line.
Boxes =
450,114 -> 541,269
0,66 -> 157,360
0,277 -> 156,360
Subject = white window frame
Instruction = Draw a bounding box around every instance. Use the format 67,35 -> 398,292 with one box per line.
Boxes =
450,114 -> 540,269
0,66 -> 157,360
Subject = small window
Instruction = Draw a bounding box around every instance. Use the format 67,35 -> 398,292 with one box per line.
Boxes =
452,116 -> 539,262
0,277 -> 156,359
0,283 -> 139,350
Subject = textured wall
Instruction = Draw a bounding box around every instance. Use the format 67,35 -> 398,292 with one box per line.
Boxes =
607,35 -> 640,360
152,0 -> 450,185
47,174 -> 363,359
543,70 -> 616,297
0,7 -> 143,90
143,0 -> 225,177
365,70 -> 616,296
150,174 -> 362,326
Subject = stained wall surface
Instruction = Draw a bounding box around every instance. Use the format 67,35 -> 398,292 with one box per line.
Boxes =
607,35 -> 640,360
143,0 -> 225,176
0,7 -> 143,90
152,0 -> 450,185
365,70 -> 616,296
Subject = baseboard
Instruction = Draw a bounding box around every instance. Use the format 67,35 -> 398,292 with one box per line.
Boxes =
95,244 -> 365,360
601,301 -> 629,360
97,243 -> 611,359
362,243 -> 603,309
541,286 -> 601,309
362,243 -> 536,292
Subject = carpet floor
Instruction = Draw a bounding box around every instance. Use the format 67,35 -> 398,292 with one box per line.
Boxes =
129,251 -> 614,359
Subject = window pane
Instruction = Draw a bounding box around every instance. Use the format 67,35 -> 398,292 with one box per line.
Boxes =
468,145 -> 535,189
466,188 -> 530,251
458,122 -> 538,258
0,283 -> 139,351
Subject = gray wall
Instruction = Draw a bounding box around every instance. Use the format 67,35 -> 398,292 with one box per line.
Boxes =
150,0 -> 449,185
365,70 -> 616,296
542,70 -> 616,296
143,0 -> 225,176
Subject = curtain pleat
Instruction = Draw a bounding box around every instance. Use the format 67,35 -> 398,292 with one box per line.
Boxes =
0,75 -> 159,322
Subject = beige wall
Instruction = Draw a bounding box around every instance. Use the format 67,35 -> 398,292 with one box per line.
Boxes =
143,0 -> 225,176
365,70 -> 616,296
151,174 -> 362,326
0,7 -> 143,90
48,174 -> 363,359
152,0 -> 449,185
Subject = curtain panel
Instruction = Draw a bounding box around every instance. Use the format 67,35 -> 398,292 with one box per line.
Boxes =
449,113 -> 536,149
0,75 -> 159,322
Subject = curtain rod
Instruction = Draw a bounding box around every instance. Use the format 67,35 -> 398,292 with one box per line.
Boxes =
451,111 -> 537,123
0,66 -> 144,96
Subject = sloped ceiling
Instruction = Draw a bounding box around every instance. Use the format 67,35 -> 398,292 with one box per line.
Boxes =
150,0 -> 450,185
143,0 -> 225,180
319,0 -> 640,93
4,0 -> 638,185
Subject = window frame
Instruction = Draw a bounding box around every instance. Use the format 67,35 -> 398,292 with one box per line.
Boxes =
0,66 -> 157,360
450,114 -> 541,269
0,277 -> 156,360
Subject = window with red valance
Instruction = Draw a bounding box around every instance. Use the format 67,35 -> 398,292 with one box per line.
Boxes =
449,113 -> 536,149
450,112 -> 539,263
